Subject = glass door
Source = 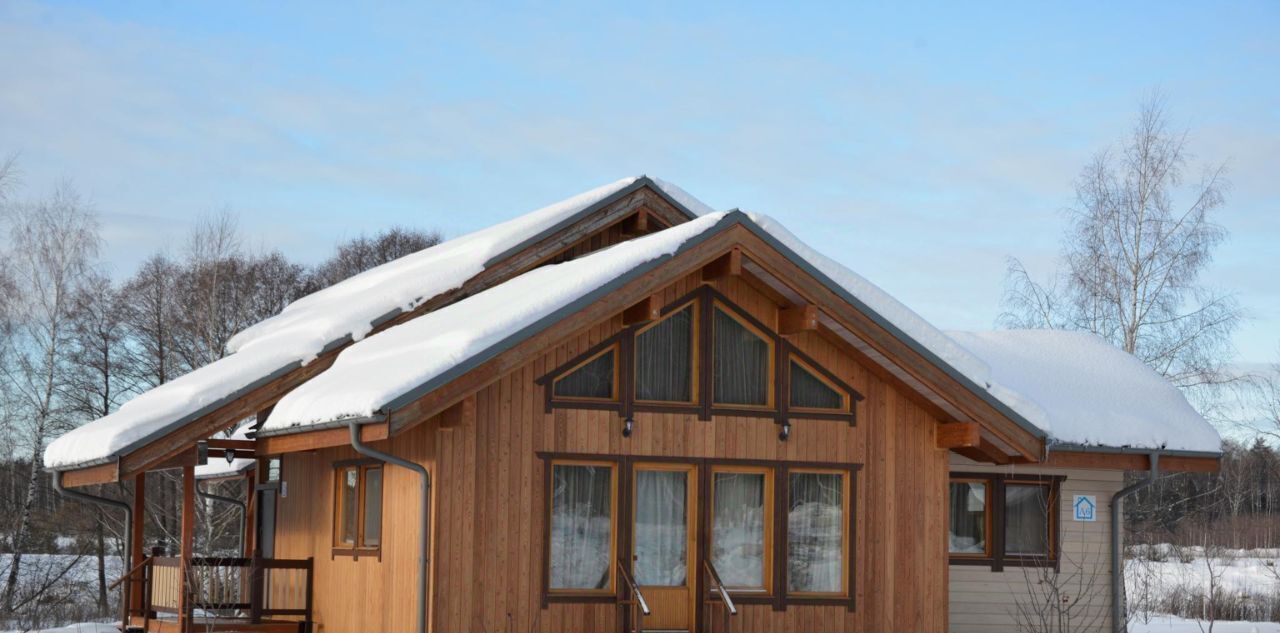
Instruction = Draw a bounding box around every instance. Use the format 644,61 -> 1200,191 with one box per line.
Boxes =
632,463 -> 697,632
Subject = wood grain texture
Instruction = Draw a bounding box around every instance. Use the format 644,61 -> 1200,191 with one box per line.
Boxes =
271,274 -> 950,632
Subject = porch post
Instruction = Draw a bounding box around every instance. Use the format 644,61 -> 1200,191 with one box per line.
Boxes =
128,472 -> 146,619
242,469 -> 257,557
177,464 -> 195,633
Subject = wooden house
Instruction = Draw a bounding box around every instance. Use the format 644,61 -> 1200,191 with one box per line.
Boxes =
45,177 -> 1222,633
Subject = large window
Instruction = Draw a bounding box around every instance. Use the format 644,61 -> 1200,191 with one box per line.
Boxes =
548,461 -> 616,593
538,286 -> 863,426
786,470 -> 849,595
333,462 -> 382,556
948,474 -> 1060,569
710,467 -> 773,592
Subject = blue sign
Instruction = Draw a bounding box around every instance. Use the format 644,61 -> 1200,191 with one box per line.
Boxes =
1073,495 -> 1096,522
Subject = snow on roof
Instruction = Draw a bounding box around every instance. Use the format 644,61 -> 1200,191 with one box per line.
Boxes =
946,330 -> 1222,453
263,212 -> 732,431
45,176 -> 709,471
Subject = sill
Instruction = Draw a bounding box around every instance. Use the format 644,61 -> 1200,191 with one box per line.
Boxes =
332,547 -> 382,561
544,592 -> 617,605
949,556 -> 1057,570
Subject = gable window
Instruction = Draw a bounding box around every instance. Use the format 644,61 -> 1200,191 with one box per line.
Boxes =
948,473 -> 1060,569
635,303 -> 696,403
333,462 -> 383,556
553,346 -> 617,401
547,461 -> 616,593
786,470 -> 849,595
537,286 -> 863,426
789,359 -> 847,411
713,305 -> 773,407
710,466 -> 774,592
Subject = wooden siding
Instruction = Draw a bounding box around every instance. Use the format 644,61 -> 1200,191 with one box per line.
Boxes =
273,273 -> 951,633
947,456 -> 1123,633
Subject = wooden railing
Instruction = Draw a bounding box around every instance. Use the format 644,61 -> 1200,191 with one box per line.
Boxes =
616,559 -> 650,633
119,551 -> 313,632
702,560 -> 737,633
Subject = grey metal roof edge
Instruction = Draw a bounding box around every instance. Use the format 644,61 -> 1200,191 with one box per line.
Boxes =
255,414 -> 386,438
194,461 -> 256,481
727,217 -> 1051,443
1046,441 -> 1222,459
380,212 -> 746,415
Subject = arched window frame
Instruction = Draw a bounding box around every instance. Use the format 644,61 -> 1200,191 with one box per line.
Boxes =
537,285 -> 865,427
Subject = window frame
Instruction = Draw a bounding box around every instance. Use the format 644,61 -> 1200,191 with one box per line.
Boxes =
710,301 -> 776,410
946,477 -> 993,559
550,343 -> 620,404
633,299 -> 701,407
708,465 -> 775,595
783,467 -> 853,600
948,472 -> 1063,571
543,458 -> 620,599
536,286 -> 865,430
331,459 -> 383,559
787,356 -> 851,414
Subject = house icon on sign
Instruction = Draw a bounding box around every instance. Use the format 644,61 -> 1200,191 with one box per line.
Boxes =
1073,495 -> 1096,522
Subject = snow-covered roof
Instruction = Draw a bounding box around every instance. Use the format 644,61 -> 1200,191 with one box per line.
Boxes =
945,330 -> 1221,453
264,210 -> 1221,456
44,176 -> 706,470
47,177 -> 1222,473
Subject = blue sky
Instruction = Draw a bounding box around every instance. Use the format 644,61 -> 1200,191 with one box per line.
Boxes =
2,1 -> 1277,367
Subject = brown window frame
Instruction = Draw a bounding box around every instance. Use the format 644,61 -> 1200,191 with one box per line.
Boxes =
550,343 -> 620,404
948,472 -> 1063,571
708,464 -> 775,594
536,286 -> 865,429
783,467 -> 853,600
332,459 -> 383,559
543,458 -> 619,599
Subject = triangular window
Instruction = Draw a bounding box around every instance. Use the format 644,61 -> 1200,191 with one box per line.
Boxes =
713,306 -> 772,406
789,360 -> 845,411
553,348 -> 617,400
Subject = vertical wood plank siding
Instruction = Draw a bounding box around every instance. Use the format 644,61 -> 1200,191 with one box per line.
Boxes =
274,273 -> 951,633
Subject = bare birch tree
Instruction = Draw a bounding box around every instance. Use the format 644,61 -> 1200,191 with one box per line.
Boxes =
0,183 -> 100,613
1001,94 -> 1240,398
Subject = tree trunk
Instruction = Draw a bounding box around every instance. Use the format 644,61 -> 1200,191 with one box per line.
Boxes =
2,436 -> 45,613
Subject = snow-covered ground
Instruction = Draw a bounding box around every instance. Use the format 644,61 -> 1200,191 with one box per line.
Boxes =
1,624 -> 118,633
1133,615 -> 1280,632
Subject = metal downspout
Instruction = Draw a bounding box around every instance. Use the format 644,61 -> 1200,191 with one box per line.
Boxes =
1111,452 -> 1159,633
196,482 -> 247,555
349,420 -> 430,633
53,471 -> 133,628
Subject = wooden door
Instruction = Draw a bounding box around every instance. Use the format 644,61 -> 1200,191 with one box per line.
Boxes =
631,463 -> 697,632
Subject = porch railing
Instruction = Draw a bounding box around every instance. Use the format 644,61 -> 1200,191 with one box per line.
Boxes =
702,560 -> 737,633
118,550 -> 313,632
616,559 -> 650,633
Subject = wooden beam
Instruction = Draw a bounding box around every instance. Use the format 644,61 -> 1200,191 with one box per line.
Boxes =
953,438 -> 1014,465
177,464 -> 195,631
778,304 -> 819,336
256,422 -> 390,456
243,469 -> 256,557
58,461 -> 120,488
936,422 -> 981,449
129,472 -> 146,616
620,208 -> 649,236
206,439 -> 255,451
1043,450 -> 1220,473
439,396 -> 475,429
621,295 -> 661,326
700,248 -> 742,282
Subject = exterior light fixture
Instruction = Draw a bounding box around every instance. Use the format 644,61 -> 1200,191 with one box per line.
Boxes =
623,417 -> 634,437
779,422 -> 791,441
225,448 -> 236,464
